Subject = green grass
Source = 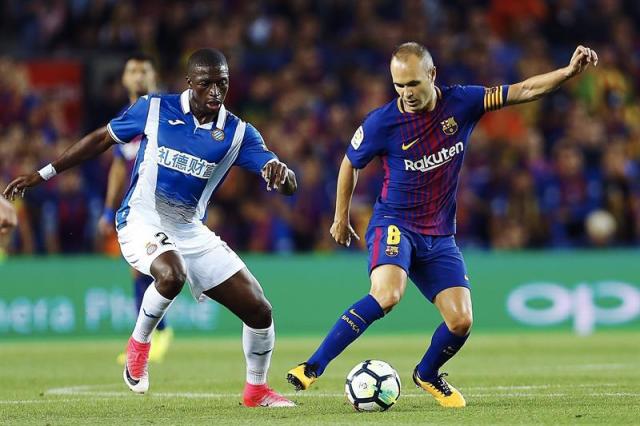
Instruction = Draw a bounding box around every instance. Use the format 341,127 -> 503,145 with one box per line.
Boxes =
1,333 -> 639,425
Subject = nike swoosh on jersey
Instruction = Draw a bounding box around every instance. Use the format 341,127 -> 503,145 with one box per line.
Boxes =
401,138 -> 420,150
168,119 -> 186,125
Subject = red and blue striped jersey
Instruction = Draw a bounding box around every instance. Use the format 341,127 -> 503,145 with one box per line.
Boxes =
346,84 -> 508,236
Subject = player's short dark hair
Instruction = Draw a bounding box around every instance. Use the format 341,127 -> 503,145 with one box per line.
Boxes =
187,48 -> 228,74
125,52 -> 155,66
392,42 -> 434,68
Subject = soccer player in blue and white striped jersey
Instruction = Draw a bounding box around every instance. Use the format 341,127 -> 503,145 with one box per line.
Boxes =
5,48 -> 297,408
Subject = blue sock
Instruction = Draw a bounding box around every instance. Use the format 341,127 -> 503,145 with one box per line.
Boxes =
417,322 -> 469,381
134,274 -> 166,330
307,294 -> 384,376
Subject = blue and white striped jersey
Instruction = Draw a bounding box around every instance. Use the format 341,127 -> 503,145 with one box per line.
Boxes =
107,90 -> 277,228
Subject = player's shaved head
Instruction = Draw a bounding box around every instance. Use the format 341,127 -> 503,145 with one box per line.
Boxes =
392,42 -> 434,69
187,48 -> 228,75
185,48 -> 230,121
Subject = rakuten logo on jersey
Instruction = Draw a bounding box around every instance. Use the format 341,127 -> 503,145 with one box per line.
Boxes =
404,141 -> 464,172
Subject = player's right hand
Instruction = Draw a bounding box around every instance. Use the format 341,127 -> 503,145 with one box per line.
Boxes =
2,173 -> 44,201
330,219 -> 360,247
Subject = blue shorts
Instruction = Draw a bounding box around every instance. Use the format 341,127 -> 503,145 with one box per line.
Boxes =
365,224 -> 470,302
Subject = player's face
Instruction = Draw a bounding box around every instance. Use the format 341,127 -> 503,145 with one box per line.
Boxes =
187,65 -> 229,114
122,60 -> 156,98
390,55 -> 436,113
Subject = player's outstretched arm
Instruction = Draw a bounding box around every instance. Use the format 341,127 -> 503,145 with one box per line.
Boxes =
330,155 -> 360,247
506,45 -> 598,106
3,127 -> 116,201
262,160 -> 297,196
97,155 -> 127,236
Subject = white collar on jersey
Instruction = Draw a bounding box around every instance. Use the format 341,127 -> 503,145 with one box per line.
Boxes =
180,89 -> 227,130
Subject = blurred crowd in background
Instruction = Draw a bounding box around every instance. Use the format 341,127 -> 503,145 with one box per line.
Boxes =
1,0 -> 639,255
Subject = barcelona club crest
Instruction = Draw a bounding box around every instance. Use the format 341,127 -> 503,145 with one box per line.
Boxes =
385,245 -> 399,257
211,128 -> 225,141
440,116 -> 458,136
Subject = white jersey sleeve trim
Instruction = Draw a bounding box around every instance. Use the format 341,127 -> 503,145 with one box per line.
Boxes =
107,123 -> 126,144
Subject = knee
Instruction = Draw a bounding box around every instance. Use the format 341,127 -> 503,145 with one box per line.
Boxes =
245,299 -> 272,329
447,313 -> 473,336
369,265 -> 407,313
371,289 -> 403,313
155,265 -> 187,298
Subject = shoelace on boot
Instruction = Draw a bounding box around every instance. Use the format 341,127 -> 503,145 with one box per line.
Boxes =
128,344 -> 149,377
432,372 -> 452,396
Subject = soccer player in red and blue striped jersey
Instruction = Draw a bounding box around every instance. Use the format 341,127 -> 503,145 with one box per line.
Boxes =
288,42 -> 598,407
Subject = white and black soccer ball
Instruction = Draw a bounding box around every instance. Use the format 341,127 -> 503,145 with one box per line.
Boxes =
345,360 -> 401,412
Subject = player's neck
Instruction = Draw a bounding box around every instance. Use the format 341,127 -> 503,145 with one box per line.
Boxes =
190,100 -> 217,125
423,95 -> 438,112
400,97 -> 438,114
422,87 -> 440,112
192,111 -> 217,125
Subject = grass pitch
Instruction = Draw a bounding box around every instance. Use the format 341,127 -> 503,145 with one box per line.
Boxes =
1,332 -> 639,425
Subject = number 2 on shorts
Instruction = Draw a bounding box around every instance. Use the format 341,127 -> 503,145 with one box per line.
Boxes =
155,232 -> 172,246
386,225 -> 401,245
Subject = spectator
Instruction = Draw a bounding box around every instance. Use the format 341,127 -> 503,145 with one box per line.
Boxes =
0,0 -> 639,253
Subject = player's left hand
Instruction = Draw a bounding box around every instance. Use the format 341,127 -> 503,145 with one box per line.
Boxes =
262,160 -> 289,191
566,45 -> 598,77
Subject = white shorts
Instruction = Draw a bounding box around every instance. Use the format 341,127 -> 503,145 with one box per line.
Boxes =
117,220 -> 246,302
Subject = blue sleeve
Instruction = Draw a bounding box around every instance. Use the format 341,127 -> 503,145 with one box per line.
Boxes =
459,84 -> 509,121
235,123 -> 277,174
345,114 -> 386,169
107,96 -> 150,144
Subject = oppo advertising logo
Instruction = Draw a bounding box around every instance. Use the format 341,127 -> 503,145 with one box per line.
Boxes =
507,281 -> 640,335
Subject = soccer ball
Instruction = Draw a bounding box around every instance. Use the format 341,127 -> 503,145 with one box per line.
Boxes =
345,360 -> 401,411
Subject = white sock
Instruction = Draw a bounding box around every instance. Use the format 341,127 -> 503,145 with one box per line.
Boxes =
132,283 -> 173,343
242,322 -> 275,385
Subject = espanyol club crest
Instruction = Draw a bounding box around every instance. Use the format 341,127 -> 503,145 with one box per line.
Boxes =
145,242 -> 158,255
211,128 -> 225,141
440,116 -> 458,135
